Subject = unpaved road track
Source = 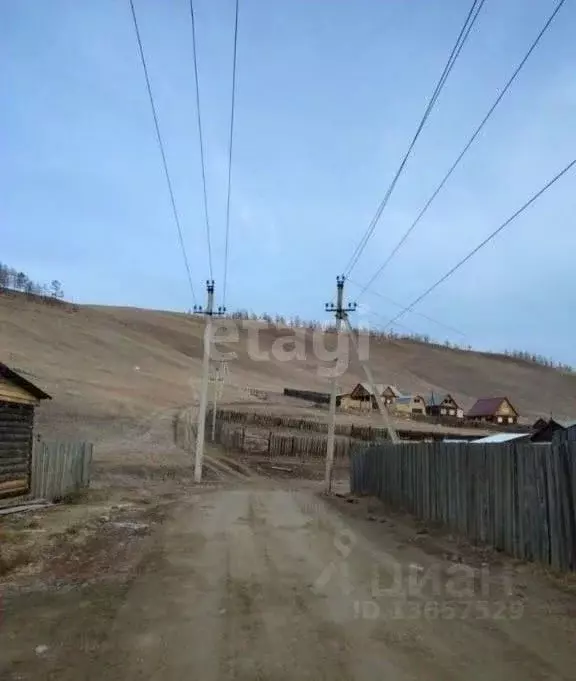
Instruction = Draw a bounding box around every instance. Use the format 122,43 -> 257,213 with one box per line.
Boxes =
2,483 -> 576,680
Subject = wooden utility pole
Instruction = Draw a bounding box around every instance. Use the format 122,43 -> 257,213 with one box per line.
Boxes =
324,275 -> 357,493
193,280 -> 225,483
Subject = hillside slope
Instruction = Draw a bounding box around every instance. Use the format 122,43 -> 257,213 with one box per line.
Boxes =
1,293 -> 575,447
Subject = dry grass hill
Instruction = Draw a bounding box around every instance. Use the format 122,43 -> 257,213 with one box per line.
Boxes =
2,292 -> 576,457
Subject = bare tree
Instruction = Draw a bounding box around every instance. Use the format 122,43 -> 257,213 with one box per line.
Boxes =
50,280 -> 64,300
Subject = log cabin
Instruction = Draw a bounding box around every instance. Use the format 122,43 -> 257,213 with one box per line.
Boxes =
0,362 -> 51,501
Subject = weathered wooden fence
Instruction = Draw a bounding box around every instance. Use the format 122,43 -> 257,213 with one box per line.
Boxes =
210,419 -> 351,460
267,432 -> 350,459
213,408 -> 390,441
351,442 -> 576,571
31,440 -> 93,501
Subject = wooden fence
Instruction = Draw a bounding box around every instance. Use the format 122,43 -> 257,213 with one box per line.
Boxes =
283,388 -> 331,405
351,442 -> 576,572
211,420 -> 351,460
212,408 -> 390,441
31,440 -> 93,501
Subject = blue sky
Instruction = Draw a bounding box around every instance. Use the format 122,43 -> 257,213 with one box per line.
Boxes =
2,0 -> 576,363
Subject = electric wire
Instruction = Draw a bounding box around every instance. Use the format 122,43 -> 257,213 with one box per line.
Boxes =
343,0 -> 487,276
359,0 -> 568,298
347,278 -> 467,338
189,0 -> 214,281
129,0 -> 197,304
383,157 -> 576,330
222,0 -> 240,309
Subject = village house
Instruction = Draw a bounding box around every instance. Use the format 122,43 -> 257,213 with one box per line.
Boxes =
425,393 -> 463,419
340,383 -> 384,411
0,362 -> 51,501
530,417 -> 576,443
466,397 -> 519,426
391,394 -> 426,416
382,385 -> 403,405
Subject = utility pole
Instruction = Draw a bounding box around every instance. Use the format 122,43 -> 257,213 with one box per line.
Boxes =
210,361 -> 226,442
324,275 -> 357,493
193,280 -> 225,483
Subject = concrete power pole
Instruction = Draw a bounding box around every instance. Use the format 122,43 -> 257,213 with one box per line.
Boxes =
324,275 -> 357,493
193,280 -> 225,483
210,361 -> 226,442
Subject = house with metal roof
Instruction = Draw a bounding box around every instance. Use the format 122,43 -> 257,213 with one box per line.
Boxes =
466,396 -> 519,426
0,362 -> 51,501
425,393 -> 463,419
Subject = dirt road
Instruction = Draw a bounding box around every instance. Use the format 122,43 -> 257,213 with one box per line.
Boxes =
3,482 -> 572,680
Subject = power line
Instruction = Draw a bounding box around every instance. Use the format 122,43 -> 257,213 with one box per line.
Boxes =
362,307 -> 421,337
343,0 -> 487,276
345,0 -> 485,276
189,0 -> 213,281
359,0 -> 567,297
383,157 -> 576,329
347,278 -> 467,338
222,0 -> 240,309
128,0 -> 197,305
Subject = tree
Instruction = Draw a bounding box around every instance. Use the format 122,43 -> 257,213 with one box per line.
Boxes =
50,280 -> 64,300
0,263 -> 9,290
15,272 -> 28,291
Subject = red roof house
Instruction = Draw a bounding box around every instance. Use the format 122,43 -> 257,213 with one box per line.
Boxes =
467,397 -> 519,425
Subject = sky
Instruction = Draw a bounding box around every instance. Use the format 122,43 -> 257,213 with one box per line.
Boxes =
2,0 -> 576,364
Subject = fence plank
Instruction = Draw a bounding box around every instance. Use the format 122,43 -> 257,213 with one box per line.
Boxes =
30,440 -> 93,501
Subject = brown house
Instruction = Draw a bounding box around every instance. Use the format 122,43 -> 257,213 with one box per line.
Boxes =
382,385 -> 403,405
0,363 -> 51,501
466,397 -> 519,425
426,393 -> 463,419
343,383 -> 384,411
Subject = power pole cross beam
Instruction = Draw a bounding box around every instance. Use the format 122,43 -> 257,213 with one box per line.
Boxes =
193,280 -> 226,483
324,275 -> 357,493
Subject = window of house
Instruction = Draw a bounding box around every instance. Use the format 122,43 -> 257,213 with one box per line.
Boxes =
441,408 -> 446,415
497,416 -> 503,423
449,409 -> 455,416
508,417 -> 513,424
